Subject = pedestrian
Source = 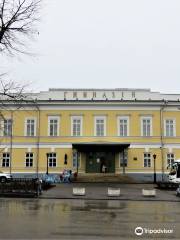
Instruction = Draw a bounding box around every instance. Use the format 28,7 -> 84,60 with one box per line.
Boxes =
102,164 -> 107,173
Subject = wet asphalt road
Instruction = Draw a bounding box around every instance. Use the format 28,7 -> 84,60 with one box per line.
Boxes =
0,198 -> 179,240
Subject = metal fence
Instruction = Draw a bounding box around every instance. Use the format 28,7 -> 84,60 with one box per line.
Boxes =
0,178 -> 42,197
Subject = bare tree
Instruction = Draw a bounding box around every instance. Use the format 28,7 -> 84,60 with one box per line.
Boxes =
0,1 -> 41,175
0,0 -> 41,55
0,74 -> 30,106
0,0 -> 41,102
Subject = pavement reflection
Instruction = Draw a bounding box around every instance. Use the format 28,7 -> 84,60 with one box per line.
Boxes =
0,199 -> 179,239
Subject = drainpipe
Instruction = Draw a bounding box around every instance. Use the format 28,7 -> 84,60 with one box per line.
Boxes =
10,110 -> 13,175
34,102 -> 40,179
160,102 -> 165,182
37,107 -> 40,178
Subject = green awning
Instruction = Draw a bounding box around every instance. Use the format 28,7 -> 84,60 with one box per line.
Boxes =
72,142 -> 130,152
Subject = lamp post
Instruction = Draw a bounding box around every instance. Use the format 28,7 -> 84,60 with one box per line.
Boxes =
46,153 -> 49,175
153,154 -> 157,183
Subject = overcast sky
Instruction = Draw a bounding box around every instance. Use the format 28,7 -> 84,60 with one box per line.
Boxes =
1,0 -> 180,93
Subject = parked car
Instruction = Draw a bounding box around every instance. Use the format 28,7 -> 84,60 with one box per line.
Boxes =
0,171 -> 13,183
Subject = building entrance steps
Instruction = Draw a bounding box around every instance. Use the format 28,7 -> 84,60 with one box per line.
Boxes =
75,173 -> 135,183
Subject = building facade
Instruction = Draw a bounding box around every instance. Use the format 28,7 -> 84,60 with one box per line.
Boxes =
1,88 -> 180,181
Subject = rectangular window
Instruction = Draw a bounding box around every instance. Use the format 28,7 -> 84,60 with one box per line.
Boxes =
26,119 -> 36,136
119,150 -> 128,167
25,153 -> 34,167
165,119 -> 175,137
118,117 -> 129,136
2,153 -> 10,167
72,152 -> 80,168
4,119 -> 12,136
48,117 -> 59,136
95,117 -> 106,136
71,117 -> 82,136
48,153 -> 57,167
167,153 -> 174,166
144,153 -> 151,167
141,117 -> 152,136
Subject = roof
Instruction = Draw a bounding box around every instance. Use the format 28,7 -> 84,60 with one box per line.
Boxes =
30,88 -> 180,102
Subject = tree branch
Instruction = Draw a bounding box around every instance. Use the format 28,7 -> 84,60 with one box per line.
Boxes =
0,0 -> 41,55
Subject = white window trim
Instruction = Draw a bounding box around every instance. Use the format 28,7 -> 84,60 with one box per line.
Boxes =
166,152 -> 175,166
141,116 -> 152,137
25,152 -> 35,168
71,116 -> 83,136
94,116 -> 106,136
0,118 -> 13,137
143,152 -> 152,168
4,119 -> 13,137
24,117 -> 37,137
164,118 -> 176,137
119,151 -> 128,167
72,152 -> 81,168
48,116 -> 60,137
48,152 -> 57,168
2,152 -> 10,167
0,120 -> 3,136
117,116 -> 129,137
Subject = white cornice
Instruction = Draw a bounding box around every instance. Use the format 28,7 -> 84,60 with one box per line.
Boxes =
1,142 -> 180,149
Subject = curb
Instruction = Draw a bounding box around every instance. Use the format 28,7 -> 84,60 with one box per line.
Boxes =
39,196 -> 180,202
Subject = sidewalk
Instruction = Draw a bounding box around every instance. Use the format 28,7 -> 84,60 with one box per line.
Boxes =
40,183 -> 180,202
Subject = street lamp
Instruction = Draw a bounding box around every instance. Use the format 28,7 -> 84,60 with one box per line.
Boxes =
46,153 -> 49,175
153,154 -> 157,183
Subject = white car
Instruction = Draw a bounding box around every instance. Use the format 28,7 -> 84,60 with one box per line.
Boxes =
0,171 -> 13,182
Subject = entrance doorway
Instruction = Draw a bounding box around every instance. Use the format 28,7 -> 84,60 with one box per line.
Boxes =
86,152 -> 115,173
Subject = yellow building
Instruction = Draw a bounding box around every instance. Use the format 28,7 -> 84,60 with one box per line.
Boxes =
1,88 -> 180,181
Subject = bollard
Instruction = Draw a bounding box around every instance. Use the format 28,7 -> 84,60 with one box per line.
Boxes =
142,189 -> 156,197
72,187 -> 86,196
107,188 -> 120,197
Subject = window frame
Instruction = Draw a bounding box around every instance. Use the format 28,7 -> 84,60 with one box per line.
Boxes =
2,152 -> 10,168
47,152 -> 57,167
167,153 -> 175,166
141,117 -> 152,137
94,116 -> 106,137
25,152 -> 34,168
25,118 -> 36,137
72,152 -> 81,168
143,153 -> 151,168
71,116 -> 83,137
119,150 -> 128,167
117,116 -> 129,137
164,119 -> 176,137
48,116 -> 60,137
3,119 -> 12,137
